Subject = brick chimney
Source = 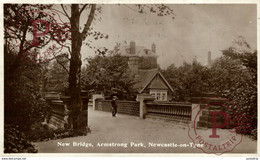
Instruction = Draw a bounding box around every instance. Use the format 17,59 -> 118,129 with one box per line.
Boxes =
130,41 -> 136,55
208,51 -> 211,65
152,43 -> 156,53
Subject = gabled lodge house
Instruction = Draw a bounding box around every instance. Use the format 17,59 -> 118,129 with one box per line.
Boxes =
113,41 -> 174,101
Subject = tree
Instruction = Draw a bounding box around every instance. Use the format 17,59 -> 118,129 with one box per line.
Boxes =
209,37 -> 257,139
4,4 -> 57,152
5,3 -> 176,134
162,60 -> 210,102
4,4 -> 55,74
82,54 -> 136,100
222,36 -> 257,83
44,53 -> 69,92
4,4 -> 176,150
57,4 -> 175,133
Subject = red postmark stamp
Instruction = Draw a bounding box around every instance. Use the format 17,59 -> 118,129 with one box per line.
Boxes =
187,97 -> 252,155
6,5 -> 71,63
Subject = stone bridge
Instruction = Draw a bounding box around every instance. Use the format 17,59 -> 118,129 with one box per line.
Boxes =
34,106 -> 256,153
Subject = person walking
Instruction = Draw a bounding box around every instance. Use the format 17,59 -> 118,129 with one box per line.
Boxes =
111,96 -> 118,117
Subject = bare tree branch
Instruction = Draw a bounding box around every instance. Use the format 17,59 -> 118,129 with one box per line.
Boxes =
4,35 -> 16,39
61,4 -> 71,21
55,40 -> 72,55
79,4 -> 88,15
81,4 -> 96,40
34,38 -> 52,49
51,52 -> 70,74
5,27 -> 23,42
20,45 -> 34,55
51,8 -> 69,18
19,24 -> 29,55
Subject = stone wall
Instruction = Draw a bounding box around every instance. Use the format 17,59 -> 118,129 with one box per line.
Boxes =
95,100 -> 140,117
45,91 -> 88,130
94,93 -> 229,129
45,92 -> 67,130
145,101 -> 192,124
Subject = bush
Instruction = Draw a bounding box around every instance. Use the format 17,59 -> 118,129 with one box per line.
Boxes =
210,52 -> 257,139
4,124 -> 37,153
28,124 -> 75,142
4,50 -> 50,132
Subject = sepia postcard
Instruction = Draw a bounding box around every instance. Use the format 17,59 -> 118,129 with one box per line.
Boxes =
1,0 -> 259,159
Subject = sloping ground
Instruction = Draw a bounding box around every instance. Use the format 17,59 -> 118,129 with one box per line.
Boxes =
34,107 -> 257,154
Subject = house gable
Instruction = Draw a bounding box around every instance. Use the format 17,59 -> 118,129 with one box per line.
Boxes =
137,70 -> 174,94
147,74 -> 168,90
144,73 -> 174,101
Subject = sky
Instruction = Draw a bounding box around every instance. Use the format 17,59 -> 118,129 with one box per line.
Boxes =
60,4 -> 257,69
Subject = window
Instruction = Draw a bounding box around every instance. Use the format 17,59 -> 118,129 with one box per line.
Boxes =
156,93 -> 161,100
150,90 -> 167,101
162,93 -> 166,101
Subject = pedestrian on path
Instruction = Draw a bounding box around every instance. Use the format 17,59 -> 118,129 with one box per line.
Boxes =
111,96 -> 118,117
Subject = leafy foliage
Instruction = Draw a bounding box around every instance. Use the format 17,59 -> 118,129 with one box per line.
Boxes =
44,54 -> 69,92
4,4 -> 55,60
4,4 -> 56,153
161,60 -> 210,102
162,37 -> 257,139
4,124 -> 38,153
82,54 -> 136,99
4,47 -> 49,152
209,38 -> 257,139
5,48 -> 49,131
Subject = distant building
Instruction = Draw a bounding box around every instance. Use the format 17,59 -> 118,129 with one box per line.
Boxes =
112,41 -> 174,101
208,51 -> 212,66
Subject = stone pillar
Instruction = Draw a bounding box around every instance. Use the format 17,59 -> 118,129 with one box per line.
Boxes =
136,93 -> 154,119
45,92 -> 60,103
45,92 -> 62,129
191,93 -> 228,128
139,99 -> 146,119
60,91 -> 89,130
50,100 -> 66,129
45,92 -> 69,130
92,94 -> 104,110
45,91 -> 90,131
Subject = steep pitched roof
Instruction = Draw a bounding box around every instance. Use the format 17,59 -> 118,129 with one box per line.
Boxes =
133,69 -> 157,92
133,69 -> 174,94
113,45 -> 157,57
148,75 -> 169,89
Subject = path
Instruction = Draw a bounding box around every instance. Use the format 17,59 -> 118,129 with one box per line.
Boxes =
34,107 -> 257,153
